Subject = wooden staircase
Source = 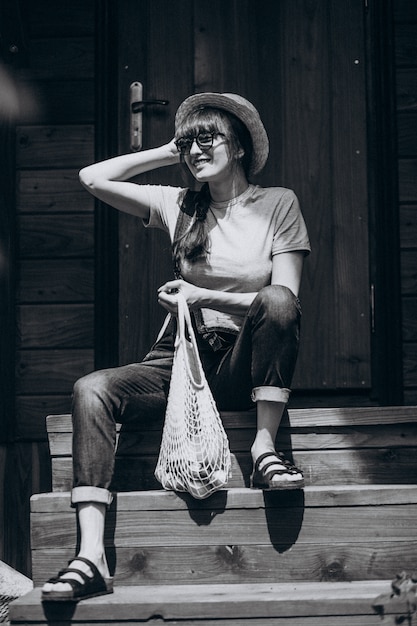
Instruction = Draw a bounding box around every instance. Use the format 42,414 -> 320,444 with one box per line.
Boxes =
10,406 -> 417,625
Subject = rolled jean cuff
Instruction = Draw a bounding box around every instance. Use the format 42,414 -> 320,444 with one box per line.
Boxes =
71,486 -> 113,508
251,386 -> 291,404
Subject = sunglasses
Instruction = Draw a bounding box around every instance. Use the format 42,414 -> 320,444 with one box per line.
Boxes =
175,132 -> 225,155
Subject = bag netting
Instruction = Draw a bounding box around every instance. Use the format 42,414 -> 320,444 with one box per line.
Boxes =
155,294 -> 231,499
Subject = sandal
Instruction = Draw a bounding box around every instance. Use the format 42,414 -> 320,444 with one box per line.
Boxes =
41,556 -> 113,603
250,451 -> 305,490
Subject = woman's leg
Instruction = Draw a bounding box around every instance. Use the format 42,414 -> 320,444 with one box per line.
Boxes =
209,285 -> 303,487
42,343 -> 174,595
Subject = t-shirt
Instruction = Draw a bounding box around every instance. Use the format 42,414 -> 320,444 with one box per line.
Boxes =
144,184 -> 310,333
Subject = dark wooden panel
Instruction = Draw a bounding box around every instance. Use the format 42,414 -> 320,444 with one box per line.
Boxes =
17,37 -> 94,81
400,204 -> 417,247
17,304 -> 94,348
398,158 -> 417,201
15,349 -> 94,394
16,125 -> 94,169
17,169 -> 93,213
17,259 -> 94,303
401,249 -> 417,295
397,68 -> 417,110
402,297 -> 417,341
24,0 -> 95,38
15,395 -> 72,441
18,214 -> 94,258
394,0 -> 417,22
329,0 -> 370,388
395,24 -> 417,66
403,342 -> 417,388
18,80 -> 94,124
397,113 -> 417,156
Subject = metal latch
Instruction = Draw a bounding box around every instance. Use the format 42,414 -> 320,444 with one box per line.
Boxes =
130,82 -> 169,151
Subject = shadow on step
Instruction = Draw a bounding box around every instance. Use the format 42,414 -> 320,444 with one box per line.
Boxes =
41,600 -> 76,623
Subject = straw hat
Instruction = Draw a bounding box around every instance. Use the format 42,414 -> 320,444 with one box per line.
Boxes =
175,92 -> 269,176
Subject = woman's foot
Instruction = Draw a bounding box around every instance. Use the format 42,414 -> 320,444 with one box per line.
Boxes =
42,553 -> 111,600
250,449 -> 304,490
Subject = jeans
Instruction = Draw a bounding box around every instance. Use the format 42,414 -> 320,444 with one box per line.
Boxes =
71,285 -> 301,505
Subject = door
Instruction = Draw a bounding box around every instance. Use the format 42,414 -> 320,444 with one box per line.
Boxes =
109,0 -> 371,394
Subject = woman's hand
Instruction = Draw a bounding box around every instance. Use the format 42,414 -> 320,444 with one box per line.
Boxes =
157,279 -> 202,314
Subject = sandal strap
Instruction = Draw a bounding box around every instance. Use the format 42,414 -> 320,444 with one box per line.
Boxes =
254,452 -> 303,476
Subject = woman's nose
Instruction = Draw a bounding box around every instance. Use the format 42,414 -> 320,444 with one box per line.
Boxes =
189,138 -> 202,155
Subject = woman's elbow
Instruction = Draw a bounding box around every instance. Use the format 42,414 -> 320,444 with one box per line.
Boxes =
79,165 -> 96,190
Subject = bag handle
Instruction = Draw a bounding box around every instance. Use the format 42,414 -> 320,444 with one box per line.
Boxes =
176,292 -> 204,389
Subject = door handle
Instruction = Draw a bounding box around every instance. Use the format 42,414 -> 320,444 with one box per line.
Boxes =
130,82 -> 169,151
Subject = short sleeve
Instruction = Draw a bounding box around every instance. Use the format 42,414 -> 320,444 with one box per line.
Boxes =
272,190 -> 311,256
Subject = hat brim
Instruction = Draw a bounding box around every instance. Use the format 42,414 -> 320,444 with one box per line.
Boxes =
175,92 -> 269,176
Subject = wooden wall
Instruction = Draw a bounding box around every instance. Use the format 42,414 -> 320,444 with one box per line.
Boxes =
0,0 -> 96,575
395,0 -> 417,403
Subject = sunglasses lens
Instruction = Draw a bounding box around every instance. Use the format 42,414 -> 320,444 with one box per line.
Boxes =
175,138 -> 193,154
196,133 -> 214,148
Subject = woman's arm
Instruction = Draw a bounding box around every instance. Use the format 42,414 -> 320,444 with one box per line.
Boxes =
158,251 -> 305,315
79,140 -> 180,219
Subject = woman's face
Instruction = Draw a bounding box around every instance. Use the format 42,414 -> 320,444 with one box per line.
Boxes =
184,131 -> 236,183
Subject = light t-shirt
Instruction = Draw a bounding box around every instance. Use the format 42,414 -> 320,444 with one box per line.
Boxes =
144,184 -> 310,333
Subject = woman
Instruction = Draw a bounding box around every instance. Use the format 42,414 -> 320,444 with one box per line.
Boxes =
42,93 -> 310,602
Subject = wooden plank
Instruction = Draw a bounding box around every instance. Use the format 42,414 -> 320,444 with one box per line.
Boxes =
17,169 -> 93,213
31,485 -> 417,513
9,581 -> 390,622
403,343 -> 417,388
30,540 -> 417,587
45,405 -> 417,432
30,504 -> 417,549
15,349 -> 94,395
15,397 -> 71,441
17,304 -> 94,349
397,69 -> 417,111
401,249 -> 417,294
402,297 -> 417,341
48,423 -> 417,458
23,0 -> 95,38
17,259 -> 94,303
18,214 -> 94,258
397,114 -> 417,156
50,443 -> 417,492
400,204 -> 417,247
394,0 -> 417,22
16,125 -> 94,169
399,159 -> 417,202
17,38 -> 94,81
395,24 -> 417,67
18,80 -> 94,125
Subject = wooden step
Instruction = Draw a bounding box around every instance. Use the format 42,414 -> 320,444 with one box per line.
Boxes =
46,406 -> 417,491
30,485 -> 417,588
9,580 -> 394,625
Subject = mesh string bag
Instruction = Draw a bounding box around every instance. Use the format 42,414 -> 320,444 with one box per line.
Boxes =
155,293 -> 231,499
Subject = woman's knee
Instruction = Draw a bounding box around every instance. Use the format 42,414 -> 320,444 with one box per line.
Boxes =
73,369 -> 113,406
254,285 -> 300,327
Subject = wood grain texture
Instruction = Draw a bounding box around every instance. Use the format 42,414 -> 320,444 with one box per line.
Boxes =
30,540 -> 417,587
10,581 -> 390,622
17,304 -> 94,348
17,259 -> 94,303
15,349 -> 94,394
18,214 -> 94,258
17,169 -> 93,213
16,125 -> 94,169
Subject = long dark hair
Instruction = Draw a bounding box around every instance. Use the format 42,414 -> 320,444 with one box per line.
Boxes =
173,107 -> 253,271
